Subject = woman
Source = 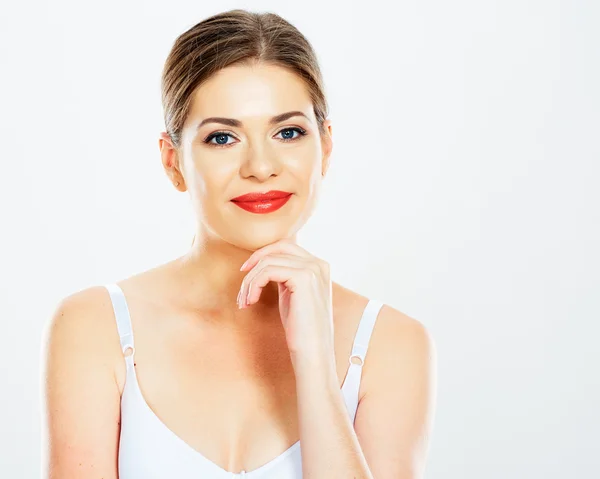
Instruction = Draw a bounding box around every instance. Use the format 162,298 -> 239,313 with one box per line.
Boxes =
42,9 -> 436,479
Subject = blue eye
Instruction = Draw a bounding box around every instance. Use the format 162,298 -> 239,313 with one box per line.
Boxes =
206,132 -> 235,146
203,127 -> 306,148
276,127 -> 306,142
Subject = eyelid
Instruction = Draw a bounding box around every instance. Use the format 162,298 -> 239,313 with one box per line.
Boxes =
203,129 -> 237,143
203,125 -> 307,146
274,125 -> 307,138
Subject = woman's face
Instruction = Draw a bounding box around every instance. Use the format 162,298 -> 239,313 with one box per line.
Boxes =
162,62 -> 332,251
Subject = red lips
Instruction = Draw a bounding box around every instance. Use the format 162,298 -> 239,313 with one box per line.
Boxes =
231,190 -> 292,202
231,190 -> 293,214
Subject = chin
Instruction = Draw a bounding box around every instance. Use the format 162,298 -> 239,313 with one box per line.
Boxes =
211,196 -> 317,250
227,225 -> 300,251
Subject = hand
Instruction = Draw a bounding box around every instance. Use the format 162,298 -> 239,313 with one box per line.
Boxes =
237,239 -> 335,368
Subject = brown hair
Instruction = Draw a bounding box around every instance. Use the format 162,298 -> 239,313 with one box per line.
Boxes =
161,9 -> 330,150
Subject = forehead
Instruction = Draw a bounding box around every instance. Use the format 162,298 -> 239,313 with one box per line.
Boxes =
187,62 -> 314,124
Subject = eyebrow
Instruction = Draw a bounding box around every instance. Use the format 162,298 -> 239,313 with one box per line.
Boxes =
196,110 -> 310,129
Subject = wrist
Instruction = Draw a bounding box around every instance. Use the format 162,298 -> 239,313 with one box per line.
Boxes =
291,351 -> 338,385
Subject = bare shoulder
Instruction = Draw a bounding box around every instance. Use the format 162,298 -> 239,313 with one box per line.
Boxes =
336,284 -> 435,359
47,285 -> 114,326
42,284 -> 133,410
41,285 -> 125,477
367,301 -> 436,392
337,285 -> 436,397
372,303 -> 435,365
43,285 -> 123,363
344,290 -> 437,478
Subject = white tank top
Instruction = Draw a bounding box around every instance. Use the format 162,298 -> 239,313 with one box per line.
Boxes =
105,283 -> 384,479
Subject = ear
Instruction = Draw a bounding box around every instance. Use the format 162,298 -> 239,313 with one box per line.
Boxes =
320,119 -> 333,177
159,132 -> 185,190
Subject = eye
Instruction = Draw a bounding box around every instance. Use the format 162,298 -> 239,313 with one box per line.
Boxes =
275,127 -> 306,142
204,132 -> 237,147
203,127 -> 307,148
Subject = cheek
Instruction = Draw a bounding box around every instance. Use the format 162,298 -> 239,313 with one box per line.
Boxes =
287,142 -> 322,177
192,155 -> 236,195
287,162 -> 322,202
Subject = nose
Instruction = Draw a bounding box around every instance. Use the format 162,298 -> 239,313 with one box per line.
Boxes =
239,141 -> 281,181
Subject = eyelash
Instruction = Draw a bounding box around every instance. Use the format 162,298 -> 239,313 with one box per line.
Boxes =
203,127 -> 307,148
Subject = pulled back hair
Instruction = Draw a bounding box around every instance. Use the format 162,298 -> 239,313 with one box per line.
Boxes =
160,9 -> 330,150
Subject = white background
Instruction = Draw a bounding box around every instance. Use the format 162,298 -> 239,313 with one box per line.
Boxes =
1,0 -> 598,477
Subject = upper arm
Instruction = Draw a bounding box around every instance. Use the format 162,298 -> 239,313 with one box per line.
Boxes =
354,306 -> 437,479
41,287 -> 123,479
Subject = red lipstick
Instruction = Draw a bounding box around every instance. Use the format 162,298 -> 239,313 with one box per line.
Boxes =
231,190 -> 293,214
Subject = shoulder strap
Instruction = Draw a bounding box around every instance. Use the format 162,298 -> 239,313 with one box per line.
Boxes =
342,299 -> 385,425
105,283 -> 135,366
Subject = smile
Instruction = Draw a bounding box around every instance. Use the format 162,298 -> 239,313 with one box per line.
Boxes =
231,193 -> 293,214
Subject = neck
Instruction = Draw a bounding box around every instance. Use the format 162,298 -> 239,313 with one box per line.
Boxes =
171,227 -> 296,320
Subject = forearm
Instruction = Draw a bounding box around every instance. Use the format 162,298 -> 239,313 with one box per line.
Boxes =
294,356 -> 373,479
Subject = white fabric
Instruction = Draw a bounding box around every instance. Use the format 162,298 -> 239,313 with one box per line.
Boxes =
105,283 -> 384,479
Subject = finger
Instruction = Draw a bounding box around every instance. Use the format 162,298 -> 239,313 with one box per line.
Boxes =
240,239 -> 312,272
240,254 -> 312,307
246,264 -> 310,306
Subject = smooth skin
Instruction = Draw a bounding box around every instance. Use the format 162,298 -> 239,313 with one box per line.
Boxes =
42,61 -> 436,478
